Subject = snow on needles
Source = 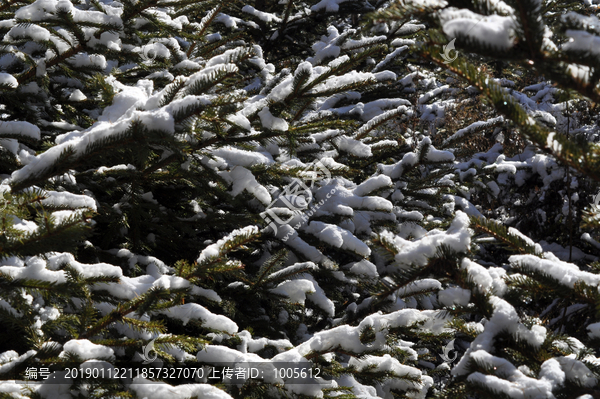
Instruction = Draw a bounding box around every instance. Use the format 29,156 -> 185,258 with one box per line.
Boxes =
130,379 -> 234,399
60,339 -> 114,361
453,295 -> 548,377
197,226 -> 259,264
441,8 -> 517,50
156,303 -> 238,334
383,211 -> 471,270
510,253 -> 600,288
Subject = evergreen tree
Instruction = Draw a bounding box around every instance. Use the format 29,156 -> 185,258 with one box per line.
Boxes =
370,0 -> 600,397
0,0 -> 462,397
0,0 -> 599,398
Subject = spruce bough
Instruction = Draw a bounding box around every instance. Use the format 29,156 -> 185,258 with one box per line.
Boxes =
0,0 -> 599,398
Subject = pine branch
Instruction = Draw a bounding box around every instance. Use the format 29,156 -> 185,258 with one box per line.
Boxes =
80,287 -> 174,339
470,216 -> 539,255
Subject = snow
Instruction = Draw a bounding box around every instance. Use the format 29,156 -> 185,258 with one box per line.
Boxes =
349,355 -> 424,391
60,339 -> 114,360
305,221 -> 371,256
0,121 -> 41,140
467,372 -> 525,398
311,71 -> 395,95
373,46 -> 408,72
242,5 -> 281,23
275,224 -> 324,262
9,86 -> 189,185
130,378 -> 234,399
386,211 -> 471,269
438,287 -> 470,307
509,254 -> 600,288
418,85 -> 450,104
454,296 -> 548,376
444,116 -> 504,145
0,350 -> 36,379
156,303 -> 238,334
556,356 -> 597,387
219,166 -> 272,205
566,63 -> 591,83
0,257 -> 65,284
196,346 -> 299,389
273,309 -> 430,366
205,47 -> 249,68
441,9 -> 516,50
40,190 -> 97,211
297,273 -> 335,316
185,63 -> 238,88
337,135 -> 372,157
266,261 -> 318,281
270,279 -> 316,306
379,151 -> 419,179
8,24 -> 50,41
461,258 -> 507,296
191,285 -> 221,302
2,2 -> 599,398
0,381 -> 28,399
225,112 -> 251,130
68,89 -> 87,101
237,330 -> 292,353
212,147 -> 272,167
563,29 -> 600,59
0,73 -> 17,88
345,259 -> 379,278
310,0 -> 350,13
353,175 -> 392,196
258,107 -> 288,131
67,53 -> 107,70
422,138 -> 454,162
587,322 -> 600,338
197,226 -> 259,264
354,106 -> 411,139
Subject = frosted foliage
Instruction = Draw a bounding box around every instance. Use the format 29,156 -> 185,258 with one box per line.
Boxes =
385,211 -> 471,269
258,107 -> 289,131
2,0 -> 600,398
60,339 -> 114,361
510,254 -> 600,288
197,226 -> 259,263
0,121 -> 40,140
311,0 -> 350,12
130,379 -> 234,399
0,254 -> 122,284
454,296 -> 548,376
437,287 -> 470,306
219,166 -> 272,205
40,190 -> 97,211
347,259 -> 379,277
441,9 -> 517,50
305,221 -> 371,256
564,30 -> 600,59
156,303 -> 238,334
270,279 -> 316,305
461,258 -> 507,296
587,322 -> 600,338
308,26 -> 341,65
